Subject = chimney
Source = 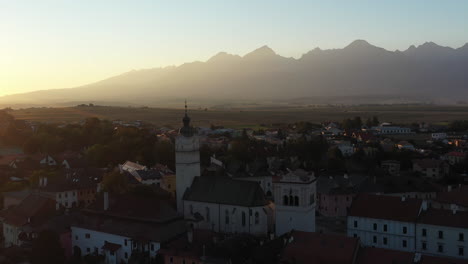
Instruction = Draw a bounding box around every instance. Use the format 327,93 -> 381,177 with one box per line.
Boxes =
453,208 -> 457,215
187,229 -> 193,244
421,200 -> 428,211
401,196 -> 406,202
344,173 -> 348,179
43,177 -> 48,187
103,192 -> 109,211
39,177 -> 43,187
448,185 -> 452,192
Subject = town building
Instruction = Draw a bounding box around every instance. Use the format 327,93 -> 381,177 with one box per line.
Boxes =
71,192 -> 186,264
416,208 -> 468,259
273,169 -> 316,235
347,194 -> 423,252
412,159 -> 449,179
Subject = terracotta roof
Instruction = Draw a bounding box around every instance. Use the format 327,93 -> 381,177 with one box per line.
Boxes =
349,194 -> 422,222
280,231 -> 360,264
86,192 -> 178,223
184,176 -> 268,207
435,186 -> 468,207
419,208 -> 468,229
356,247 -> 413,264
102,242 -> 121,253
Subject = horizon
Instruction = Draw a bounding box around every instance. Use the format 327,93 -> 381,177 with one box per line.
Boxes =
2,0 -> 468,96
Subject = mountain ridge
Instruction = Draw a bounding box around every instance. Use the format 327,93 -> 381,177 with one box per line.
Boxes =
2,40 -> 468,107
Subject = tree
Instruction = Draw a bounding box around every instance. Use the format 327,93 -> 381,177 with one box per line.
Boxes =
101,170 -> 129,194
31,230 -> 65,264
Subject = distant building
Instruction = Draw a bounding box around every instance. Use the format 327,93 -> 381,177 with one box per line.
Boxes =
412,159 -> 449,179
374,124 -> 411,135
432,133 -> 448,141
381,160 -> 401,176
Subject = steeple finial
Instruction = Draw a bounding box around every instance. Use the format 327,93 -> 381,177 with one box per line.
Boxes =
181,100 -> 193,137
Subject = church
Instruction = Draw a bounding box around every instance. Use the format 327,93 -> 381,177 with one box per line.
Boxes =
175,103 -> 316,236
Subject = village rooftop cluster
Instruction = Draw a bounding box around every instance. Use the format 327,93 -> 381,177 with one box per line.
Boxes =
0,108 -> 468,264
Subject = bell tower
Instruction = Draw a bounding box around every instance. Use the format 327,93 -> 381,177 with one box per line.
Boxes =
175,101 -> 200,213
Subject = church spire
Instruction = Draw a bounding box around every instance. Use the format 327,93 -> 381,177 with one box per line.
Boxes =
181,100 -> 193,137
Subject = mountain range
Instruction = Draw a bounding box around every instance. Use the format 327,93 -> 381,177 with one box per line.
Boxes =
2,40 -> 468,107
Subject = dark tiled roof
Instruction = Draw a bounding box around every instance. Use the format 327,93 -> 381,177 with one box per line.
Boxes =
136,169 -> 162,180
0,194 -> 56,227
435,186 -> 468,207
184,176 -> 268,207
413,159 -> 446,169
86,192 -> 178,223
73,213 -> 186,243
419,208 -> 468,229
356,247 -> 413,264
349,194 -> 422,222
420,255 -> 468,264
280,231 -> 360,264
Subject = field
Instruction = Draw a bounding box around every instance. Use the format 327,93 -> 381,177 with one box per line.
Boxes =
9,105 -> 468,128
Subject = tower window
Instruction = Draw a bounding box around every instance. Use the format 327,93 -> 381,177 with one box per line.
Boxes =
242,212 -> 246,226
225,210 -> 229,224
283,195 -> 288,206
255,212 -> 259,225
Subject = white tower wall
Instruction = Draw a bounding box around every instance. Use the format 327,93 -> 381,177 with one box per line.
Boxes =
176,134 -> 200,213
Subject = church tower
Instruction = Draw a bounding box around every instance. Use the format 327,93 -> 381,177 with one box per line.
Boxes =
273,169 -> 316,235
176,101 -> 200,213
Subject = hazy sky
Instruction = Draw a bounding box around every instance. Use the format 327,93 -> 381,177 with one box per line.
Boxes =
1,0 -> 467,96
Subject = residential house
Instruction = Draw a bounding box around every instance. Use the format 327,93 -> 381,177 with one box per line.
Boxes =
71,192 -> 186,264
347,194 -> 423,252
397,141 -> 415,151
0,193 -> 56,247
444,152 -> 466,165
317,174 -> 367,217
413,159 -> 449,179
381,160 -> 401,176
374,124 -> 411,135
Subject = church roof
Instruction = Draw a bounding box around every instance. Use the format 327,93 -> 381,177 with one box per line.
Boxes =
183,176 -> 269,207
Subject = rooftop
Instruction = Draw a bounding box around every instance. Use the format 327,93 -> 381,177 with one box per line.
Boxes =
349,194 -> 422,222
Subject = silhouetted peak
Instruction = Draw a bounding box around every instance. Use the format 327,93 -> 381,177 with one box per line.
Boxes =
208,52 -> 241,62
458,43 -> 468,51
344,39 -> 374,49
244,45 -> 277,59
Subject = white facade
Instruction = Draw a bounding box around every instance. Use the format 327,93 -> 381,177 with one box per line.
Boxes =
71,226 -> 160,264
183,201 -> 272,235
416,223 -> 467,259
347,216 -> 416,252
176,134 -> 201,213
273,171 -> 316,236
375,126 -> 411,135
3,223 -> 21,247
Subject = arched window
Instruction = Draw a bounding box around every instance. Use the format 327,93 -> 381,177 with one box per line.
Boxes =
242,212 -> 246,226
206,207 -> 210,222
283,195 -> 289,205
255,212 -> 259,224
294,196 -> 299,206
289,195 -> 294,206
225,210 -> 229,224
189,205 -> 193,215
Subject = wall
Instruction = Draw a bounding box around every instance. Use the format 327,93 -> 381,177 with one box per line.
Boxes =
347,216 -> 416,252
416,223 -> 467,259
